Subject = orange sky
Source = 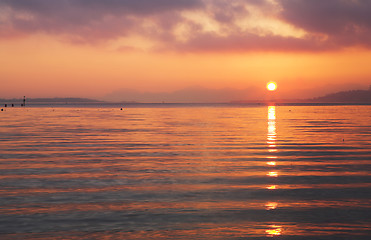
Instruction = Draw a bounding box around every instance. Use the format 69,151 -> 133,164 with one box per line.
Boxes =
1,0 -> 371,102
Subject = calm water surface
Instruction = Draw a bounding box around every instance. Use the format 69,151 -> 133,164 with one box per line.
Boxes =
0,105 -> 370,239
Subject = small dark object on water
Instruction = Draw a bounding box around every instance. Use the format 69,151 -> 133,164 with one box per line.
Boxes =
120,108 -> 123,110
1,109 -> 3,111
11,104 -> 14,107
4,104 -> 7,107
343,139 -> 345,141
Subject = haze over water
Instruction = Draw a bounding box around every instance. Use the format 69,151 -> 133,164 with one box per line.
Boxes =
0,105 -> 370,239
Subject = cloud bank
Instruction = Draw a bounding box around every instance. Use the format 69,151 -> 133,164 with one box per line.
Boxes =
1,0 -> 371,51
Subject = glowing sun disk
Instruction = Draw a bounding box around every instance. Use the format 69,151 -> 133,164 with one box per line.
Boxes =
267,82 -> 277,91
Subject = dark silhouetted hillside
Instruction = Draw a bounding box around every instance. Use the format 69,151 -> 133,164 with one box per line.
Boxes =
311,86 -> 371,103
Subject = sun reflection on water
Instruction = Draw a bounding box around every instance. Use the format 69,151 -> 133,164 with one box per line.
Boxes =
268,106 -> 276,120
267,106 -> 277,152
266,106 -> 278,178
265,106 -> 282,236
266,225 -> 283,236
265,202 -> 278,210
267,171 -> 278,177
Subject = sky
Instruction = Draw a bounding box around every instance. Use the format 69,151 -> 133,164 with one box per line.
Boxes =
1,0 -> 371,102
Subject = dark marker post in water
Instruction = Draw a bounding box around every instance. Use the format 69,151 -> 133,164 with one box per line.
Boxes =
23,96 -> 26,107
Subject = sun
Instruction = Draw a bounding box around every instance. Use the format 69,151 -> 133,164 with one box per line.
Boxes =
267,82 -> 277,91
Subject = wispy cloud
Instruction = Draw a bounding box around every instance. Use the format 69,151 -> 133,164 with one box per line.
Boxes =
279,0 -> 371,48
1,0 -> 370,51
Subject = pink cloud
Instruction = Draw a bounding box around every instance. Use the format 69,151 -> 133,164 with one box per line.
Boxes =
1,0 -> 371,51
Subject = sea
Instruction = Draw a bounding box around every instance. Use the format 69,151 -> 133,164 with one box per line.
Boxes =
0,104 -> 370,239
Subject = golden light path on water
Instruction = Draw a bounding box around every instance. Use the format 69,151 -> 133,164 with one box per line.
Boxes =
265,105 -> 283,236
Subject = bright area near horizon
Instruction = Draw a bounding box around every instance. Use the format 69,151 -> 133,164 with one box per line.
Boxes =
1,0 -> 371,102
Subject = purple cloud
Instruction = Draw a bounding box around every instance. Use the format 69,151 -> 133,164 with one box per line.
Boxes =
0,0 -> 202,41
0,0 -> 201,15
279,0 -> 371,34
173,33 -> 333,52
0,0 -> 371,51
278,0 -> 371,48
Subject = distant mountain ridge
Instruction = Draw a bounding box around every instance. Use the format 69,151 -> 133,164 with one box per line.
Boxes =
0,98 -> 104,105
310,86 -> 371,103
1,86 -> 370,104
103,86 -> 262,103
